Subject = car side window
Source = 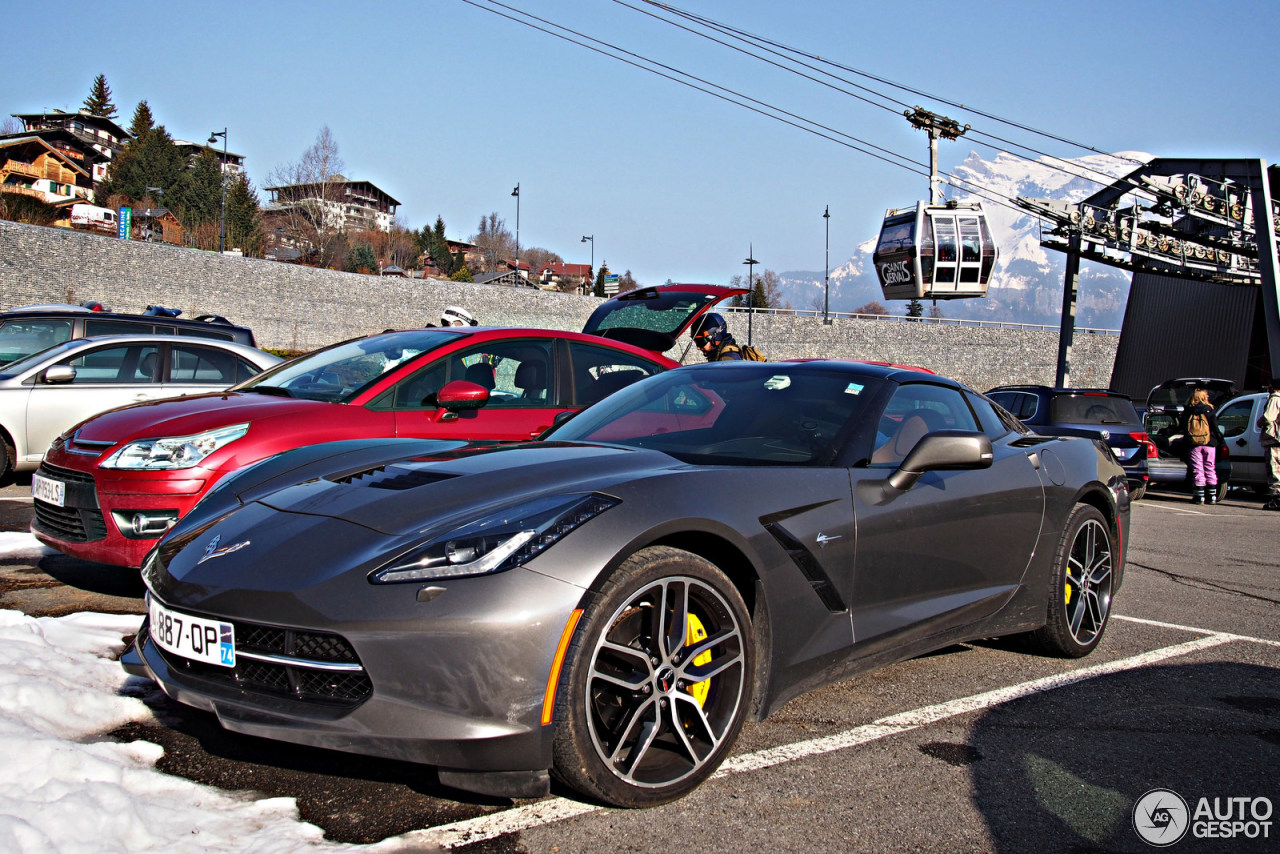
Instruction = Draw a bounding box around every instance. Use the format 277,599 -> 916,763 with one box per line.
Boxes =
85,318 -> 152,337
568,341 -> 662,406
0,319 -> 74,365
1217,399 -> 1254,439
379,339 -> 557,411
168,344 -> 257,384
871,384 -> 979,466
63,344 -> 159,384
966,390 -> 1022,437
460,339 -> 556,407
988,390 -> 1038,421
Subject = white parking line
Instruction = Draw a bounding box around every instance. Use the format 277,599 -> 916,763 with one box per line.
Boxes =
1134,502 -> 1256,518
406,632 -> 1244,850
1116,613 -> 1280,647
0,497 -> 32,502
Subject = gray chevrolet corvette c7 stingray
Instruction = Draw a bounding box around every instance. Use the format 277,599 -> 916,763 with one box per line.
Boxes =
123,360 -> 1130,808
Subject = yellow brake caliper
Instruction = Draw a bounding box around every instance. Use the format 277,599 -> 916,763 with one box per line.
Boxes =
685,614 -> 712,706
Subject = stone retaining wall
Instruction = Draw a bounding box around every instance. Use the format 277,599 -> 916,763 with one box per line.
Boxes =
0,219 -> 1116,390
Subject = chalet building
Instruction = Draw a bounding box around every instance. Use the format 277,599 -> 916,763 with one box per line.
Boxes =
0,137 -> 95,205
536,262 -> 592,293
173,139 -> 245,176
132,207 -> 186,245
474,270 -> 538,288
10,110 -> 131,185
264,175 -> 400,233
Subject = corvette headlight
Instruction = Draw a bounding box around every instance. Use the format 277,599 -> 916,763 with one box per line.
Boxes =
370,493 -> 619,584
100,423 -> 250,470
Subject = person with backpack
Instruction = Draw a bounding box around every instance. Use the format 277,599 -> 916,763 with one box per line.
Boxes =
1183,387 -> 1220,505
1259,376 -> 1280,511
690,312 -> 765,362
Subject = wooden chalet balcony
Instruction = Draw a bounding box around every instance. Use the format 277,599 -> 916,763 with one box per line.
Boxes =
2,162 -> 41,180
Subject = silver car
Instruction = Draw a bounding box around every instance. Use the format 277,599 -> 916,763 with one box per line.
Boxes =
1216,392 -> 1273,493
0,335 -> 280,479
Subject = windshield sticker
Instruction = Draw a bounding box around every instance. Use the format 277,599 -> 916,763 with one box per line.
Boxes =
763,375 -> 791,390
844,383 -> 865,395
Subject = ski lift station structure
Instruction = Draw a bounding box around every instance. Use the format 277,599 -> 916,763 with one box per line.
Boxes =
1017,157 -> 1280,397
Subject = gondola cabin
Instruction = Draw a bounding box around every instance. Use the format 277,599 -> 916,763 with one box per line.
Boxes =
873,201 -> 998,300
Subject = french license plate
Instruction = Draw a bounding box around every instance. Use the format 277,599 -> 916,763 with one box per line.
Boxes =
31,473 -> 65,507
148,597 -> 236,668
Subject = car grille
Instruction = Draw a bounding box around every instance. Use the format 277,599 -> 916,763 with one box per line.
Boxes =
32,463 -> 107,542
144,616 -> 372,707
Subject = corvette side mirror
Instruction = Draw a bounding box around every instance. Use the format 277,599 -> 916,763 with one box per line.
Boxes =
887,431 -> 994,491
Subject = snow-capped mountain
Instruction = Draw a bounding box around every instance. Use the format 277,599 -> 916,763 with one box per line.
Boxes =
780,150 -> 1151,329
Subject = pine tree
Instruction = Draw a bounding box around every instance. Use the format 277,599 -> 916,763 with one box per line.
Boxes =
93,123 -> 184,205
594,265 -> 608,298
82,75 -> 117,118
171,149 -> 223,236
346,243 -> 378,273
428,215 -> 455,276
128,101 -> 155,139
225,174 -> 263,256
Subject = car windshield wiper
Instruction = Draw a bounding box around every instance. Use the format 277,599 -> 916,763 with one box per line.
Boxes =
241,385 -> 293,397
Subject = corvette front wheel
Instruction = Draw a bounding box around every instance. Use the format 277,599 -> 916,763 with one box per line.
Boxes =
552,546 -> 753,807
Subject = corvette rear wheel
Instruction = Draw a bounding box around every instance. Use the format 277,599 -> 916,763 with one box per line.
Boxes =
552,546 -> 752,807
1027,504 -> 1114,658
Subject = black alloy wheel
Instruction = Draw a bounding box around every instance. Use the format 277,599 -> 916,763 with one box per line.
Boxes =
552,546 -> 753,807
1027,503 -> 1115,658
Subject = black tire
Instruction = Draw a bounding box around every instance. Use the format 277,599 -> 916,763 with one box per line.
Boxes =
1129,483 -> 1146,501
0,436 -> 12,486
551,546 -> 753,808
1026,504 -> 1115,658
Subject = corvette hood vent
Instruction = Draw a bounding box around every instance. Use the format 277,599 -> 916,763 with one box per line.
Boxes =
329,462 -> 458,491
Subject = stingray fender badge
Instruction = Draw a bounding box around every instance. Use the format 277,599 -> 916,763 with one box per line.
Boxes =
197,533 -> 251,565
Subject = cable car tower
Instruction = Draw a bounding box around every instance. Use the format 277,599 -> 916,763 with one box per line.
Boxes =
874,107 -> 999,314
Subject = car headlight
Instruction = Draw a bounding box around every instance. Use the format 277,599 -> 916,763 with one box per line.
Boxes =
100,423 -> 250,470
370,493 -> 619,584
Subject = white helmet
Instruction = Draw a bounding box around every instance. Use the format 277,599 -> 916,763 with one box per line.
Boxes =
441,306 -> 477,327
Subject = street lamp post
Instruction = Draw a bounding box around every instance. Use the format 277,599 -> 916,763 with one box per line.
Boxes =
511,184 -> 520,283
581,235 -> 593,294
207,128 -> 227,253
743,245 -> 758,345
823,205 -> 831,325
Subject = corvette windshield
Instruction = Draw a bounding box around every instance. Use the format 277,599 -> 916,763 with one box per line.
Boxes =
235,330 -> 462,402
550,365 -> 883,465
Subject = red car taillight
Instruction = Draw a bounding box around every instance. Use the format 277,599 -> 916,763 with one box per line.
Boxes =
1129,431 -> 1158,458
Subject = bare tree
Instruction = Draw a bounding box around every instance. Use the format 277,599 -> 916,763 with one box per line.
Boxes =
266,126 -> 348,268
0,117 -> 22,135
470,212 -> 516,274
759,270 -> 791,311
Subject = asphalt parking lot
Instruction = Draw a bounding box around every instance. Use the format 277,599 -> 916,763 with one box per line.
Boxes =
2,476 -> 1277,853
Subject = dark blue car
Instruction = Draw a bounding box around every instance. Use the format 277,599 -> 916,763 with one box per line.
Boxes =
987,385 -> 1153,499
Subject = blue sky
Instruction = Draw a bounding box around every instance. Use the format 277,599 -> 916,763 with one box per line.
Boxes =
4,0 -> 1278,284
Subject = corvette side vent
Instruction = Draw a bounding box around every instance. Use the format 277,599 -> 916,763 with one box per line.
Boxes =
331,463 -> 457,491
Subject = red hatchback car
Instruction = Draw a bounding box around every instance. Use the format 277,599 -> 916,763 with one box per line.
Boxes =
33,284 -> 744,567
